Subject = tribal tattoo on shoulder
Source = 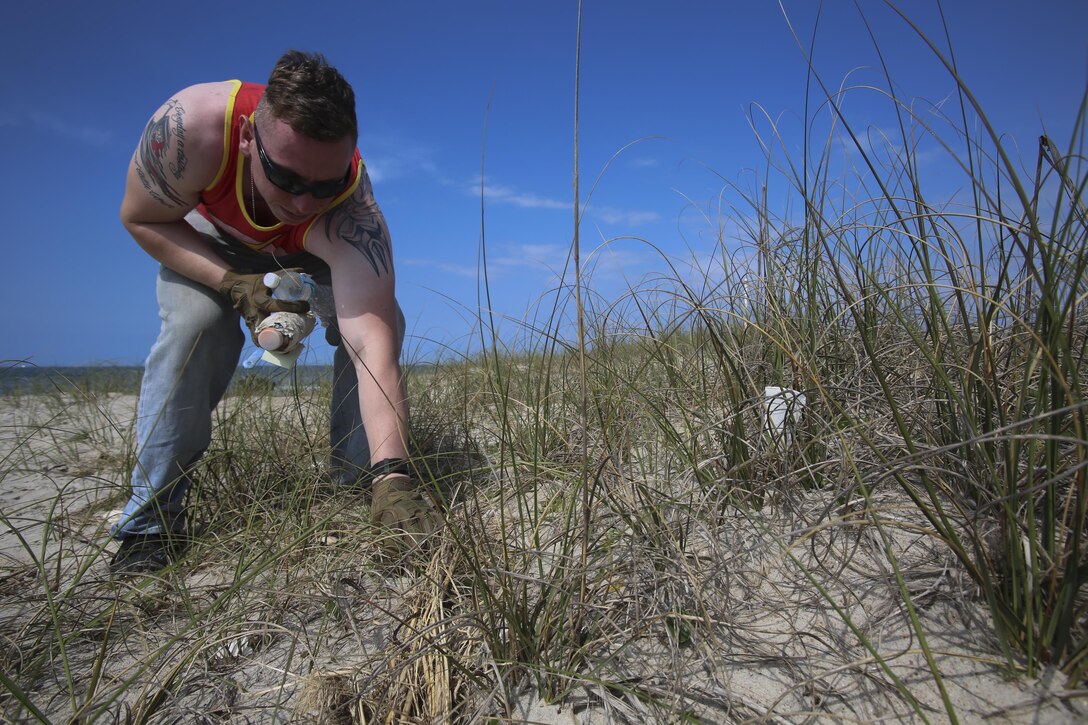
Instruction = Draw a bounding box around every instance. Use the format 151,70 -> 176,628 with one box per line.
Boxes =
133,99 -> 188,208
323,199 -> 394,277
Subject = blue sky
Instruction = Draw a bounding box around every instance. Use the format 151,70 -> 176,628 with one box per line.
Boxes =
3,0 -> 1085,366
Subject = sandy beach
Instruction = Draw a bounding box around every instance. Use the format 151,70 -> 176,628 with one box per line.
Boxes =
1,388 -> 1085,723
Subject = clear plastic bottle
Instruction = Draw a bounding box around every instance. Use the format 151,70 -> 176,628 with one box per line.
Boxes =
255,272 -> 316,352
264,271 -> 316,303
242,272 -> 317,368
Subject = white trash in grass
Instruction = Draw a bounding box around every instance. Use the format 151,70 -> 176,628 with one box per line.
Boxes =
762,386 -> 806,446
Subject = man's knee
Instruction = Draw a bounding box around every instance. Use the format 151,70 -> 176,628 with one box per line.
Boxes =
161,297 -> 239,345
157,269 -> 239,342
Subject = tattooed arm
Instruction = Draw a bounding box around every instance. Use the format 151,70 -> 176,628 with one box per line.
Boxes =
119,82 -> 234,288
320,171 -> 394,277
307,170 -> 409,464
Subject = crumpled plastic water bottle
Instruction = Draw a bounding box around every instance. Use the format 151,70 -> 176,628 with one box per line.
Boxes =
265,270 -> 316,304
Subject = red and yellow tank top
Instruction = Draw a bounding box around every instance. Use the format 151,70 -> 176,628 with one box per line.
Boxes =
195,80 -> 363,255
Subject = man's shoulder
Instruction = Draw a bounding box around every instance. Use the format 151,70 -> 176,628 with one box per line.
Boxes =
169,81 -> 242,134
161,81 -> 246,177
129,81 -> 245,201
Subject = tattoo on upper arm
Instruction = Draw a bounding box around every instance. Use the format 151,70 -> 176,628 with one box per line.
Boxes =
133,99 -> 188,208
323,199 -> 393,277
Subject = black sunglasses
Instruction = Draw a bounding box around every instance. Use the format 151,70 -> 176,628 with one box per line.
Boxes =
252,122 -> 352,198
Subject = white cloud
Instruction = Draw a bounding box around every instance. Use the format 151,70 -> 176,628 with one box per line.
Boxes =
484,184 -> 570,210
363,153 -> 441,184
515,243 -> 564,258
495,243 -> 567,268
400,258 -> 480,279
474,243 -> 569,278
403,242 -> 570,283
468,180 -> 662,227
466,177 -> 571,210
360,136 -> 444,185
364,162 -> 387,184
590,206 -> 662,226
493,243 -> 570,271
3,108 -> 113,147
839,124 -> 945,168
580,242 -> 654,281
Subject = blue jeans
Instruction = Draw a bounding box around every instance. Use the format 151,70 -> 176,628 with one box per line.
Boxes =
112,214 -> 403,538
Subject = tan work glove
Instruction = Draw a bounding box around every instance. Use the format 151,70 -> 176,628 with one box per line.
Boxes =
218,268 -> 311,344
371,473 -> 443,551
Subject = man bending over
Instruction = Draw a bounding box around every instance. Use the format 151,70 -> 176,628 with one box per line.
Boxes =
111,50 -> 440,574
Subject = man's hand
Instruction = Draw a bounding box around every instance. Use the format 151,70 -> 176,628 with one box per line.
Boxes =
371,473 -> 443,552
218,269 -> 310,343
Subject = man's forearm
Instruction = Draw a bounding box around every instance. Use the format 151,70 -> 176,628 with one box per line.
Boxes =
354,354 -> 411,464
125,218 -> 230,289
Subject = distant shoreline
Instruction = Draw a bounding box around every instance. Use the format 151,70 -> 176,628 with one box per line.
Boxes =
0,363 -> 336,396
0,362 -> 443,396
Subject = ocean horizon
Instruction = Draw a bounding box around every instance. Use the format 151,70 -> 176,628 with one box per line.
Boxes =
0,362 -> 336,396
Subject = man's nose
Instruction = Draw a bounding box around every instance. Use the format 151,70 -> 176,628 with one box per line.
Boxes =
290,193 -> 322,215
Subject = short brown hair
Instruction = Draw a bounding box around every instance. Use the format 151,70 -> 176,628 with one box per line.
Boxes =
256,50 -> 357,143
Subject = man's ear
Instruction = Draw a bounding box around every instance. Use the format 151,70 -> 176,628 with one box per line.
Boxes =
238,114 -> 254,156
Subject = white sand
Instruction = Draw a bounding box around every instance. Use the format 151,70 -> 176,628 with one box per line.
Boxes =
1,393 -> 1085,723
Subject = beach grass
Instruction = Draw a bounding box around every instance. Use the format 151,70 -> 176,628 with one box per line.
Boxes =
2,4 -> 1087,723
